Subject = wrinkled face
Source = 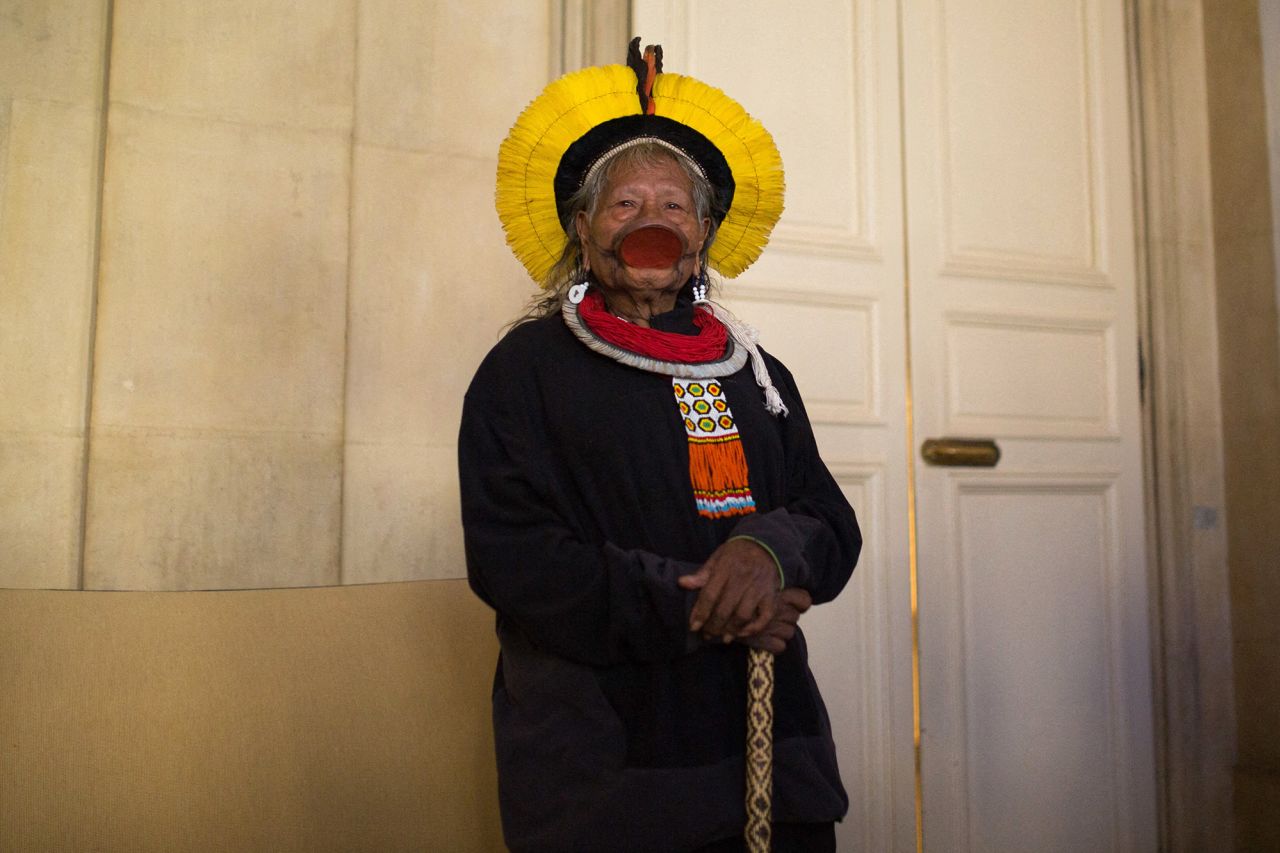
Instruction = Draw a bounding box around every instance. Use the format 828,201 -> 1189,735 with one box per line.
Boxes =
574,157 -> 711,306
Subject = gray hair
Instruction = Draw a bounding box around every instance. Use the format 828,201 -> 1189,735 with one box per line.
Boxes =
514,141 -> 723,322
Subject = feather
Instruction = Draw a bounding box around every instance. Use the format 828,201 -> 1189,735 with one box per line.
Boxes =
495,54 -> 785,284
653,74 -> 785,278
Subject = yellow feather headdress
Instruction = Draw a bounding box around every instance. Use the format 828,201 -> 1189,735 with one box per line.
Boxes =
495,43 -> 784,285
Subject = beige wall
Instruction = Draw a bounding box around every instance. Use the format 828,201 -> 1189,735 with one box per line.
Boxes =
0,580 -> 503,851
0,1 -> 110,589
1202,1 -> 1280,849
2,1 -> 550,590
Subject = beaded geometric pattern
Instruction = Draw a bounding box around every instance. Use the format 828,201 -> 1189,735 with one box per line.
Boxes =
672,379 -> 756,518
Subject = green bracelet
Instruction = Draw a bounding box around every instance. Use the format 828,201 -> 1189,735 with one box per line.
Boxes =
727,534 -> 785,590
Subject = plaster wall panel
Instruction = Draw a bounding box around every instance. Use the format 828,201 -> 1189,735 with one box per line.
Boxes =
343,5 -> 556,585
342,142 -> 528,583
83,430 -> 341,590
345,143 -> 527,446
92,105 -> 350,435
1,1 -> 107,589
108,0 -> 355,132
0,99 -> 101,433
341,443 -> 463,584
0,436 -> 83,588
356,0 -> 550,156
0,0 -> 108,106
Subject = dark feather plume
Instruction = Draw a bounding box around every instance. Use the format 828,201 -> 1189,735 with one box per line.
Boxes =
626,37 -> 664,113
626,37 -> 648,112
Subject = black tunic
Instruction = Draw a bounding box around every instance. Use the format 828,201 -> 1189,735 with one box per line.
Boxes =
458,304 -> 861,852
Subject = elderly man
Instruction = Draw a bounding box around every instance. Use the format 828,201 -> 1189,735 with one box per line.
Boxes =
460,40 -> 861,853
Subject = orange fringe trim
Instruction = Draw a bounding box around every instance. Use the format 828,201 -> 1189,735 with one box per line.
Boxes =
689,435 -> 755,518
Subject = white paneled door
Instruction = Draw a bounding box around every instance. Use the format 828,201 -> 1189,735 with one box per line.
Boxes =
632,2 -> 1156,850
902,1 -> 1156,850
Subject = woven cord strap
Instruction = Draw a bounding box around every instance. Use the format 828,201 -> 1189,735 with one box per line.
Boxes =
745,647 -> 774,851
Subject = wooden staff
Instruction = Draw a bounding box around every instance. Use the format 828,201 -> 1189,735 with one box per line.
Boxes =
745,647 -> 774,851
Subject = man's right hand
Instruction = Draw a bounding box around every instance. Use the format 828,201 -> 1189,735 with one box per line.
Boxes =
737,587 -> 813,654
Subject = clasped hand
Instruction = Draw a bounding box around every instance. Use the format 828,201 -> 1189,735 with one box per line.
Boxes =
677,538 -> 812,654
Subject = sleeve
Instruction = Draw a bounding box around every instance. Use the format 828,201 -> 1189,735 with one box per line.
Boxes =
458,388 -> 703,668
727,356 -> 862,605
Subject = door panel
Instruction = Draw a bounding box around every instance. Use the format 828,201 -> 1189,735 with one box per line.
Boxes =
934,1 -> 1106,282
944,312 -> 1117,438
902,0 -> 1156,850
953,479 -> 1122,851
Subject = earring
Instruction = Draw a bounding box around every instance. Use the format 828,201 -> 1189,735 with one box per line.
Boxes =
691,268 -> 710,304
568,265 -> 589,304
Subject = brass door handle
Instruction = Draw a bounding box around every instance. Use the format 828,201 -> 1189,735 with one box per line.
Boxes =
920,437 -> 1001,467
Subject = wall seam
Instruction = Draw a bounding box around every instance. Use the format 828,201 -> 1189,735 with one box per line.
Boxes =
76,0 -> 116,591
336,0 -> 361,586
1126,4 -> 1183,849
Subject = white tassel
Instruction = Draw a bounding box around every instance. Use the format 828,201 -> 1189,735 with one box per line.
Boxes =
694,295 -> 789,418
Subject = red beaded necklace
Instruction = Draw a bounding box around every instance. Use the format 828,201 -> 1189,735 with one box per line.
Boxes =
575,290 -> 729,363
